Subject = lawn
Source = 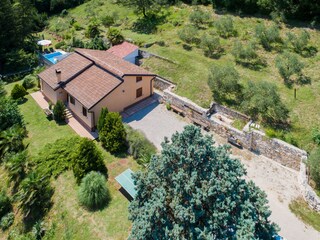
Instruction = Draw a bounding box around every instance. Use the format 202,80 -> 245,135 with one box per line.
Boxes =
1,81 -> 140,239
289,198 -> 320,232
39,1 -> 320,150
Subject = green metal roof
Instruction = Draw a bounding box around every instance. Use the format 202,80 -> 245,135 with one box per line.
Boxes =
115,168 -> 136,198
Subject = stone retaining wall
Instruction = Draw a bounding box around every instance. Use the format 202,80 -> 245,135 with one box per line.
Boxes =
209,102 -> 250,122
161,82 -> 319,211
163,89 -> 306,171
154,76 -> 175,91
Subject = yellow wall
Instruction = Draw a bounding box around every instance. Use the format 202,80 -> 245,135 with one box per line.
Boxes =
91,75 -> 154,126
41,80 -> 57,103
67,95 -> 94,129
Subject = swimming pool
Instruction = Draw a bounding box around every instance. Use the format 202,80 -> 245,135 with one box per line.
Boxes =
43,52 -> 63,64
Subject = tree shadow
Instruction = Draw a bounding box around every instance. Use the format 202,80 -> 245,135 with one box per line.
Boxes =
297,75 -> 312,85
204,49 -> 224,59
17,97 -> 28,105
300,46 -> 318,58
236,59 -> 267,71
182,44 -> 192,51
132,13 -> 168,34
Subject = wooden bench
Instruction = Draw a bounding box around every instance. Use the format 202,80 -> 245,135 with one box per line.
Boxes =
192,118 -> 210,132
171,105 -> 185,116
228,135 -> 243,149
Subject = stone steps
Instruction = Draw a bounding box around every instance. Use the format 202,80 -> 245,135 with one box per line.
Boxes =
64,108 -> 73,119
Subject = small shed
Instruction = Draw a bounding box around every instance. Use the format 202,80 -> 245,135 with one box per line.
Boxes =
115,168 -> 137,200
106,41 -> 139,64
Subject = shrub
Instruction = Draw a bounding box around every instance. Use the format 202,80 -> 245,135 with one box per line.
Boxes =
73,22 -> 83,31
241,81 -> 289,125
166,103 -> 171,110
309,148 -> 320,189
53,100 -> 66,122
0,98 -> 24,131
71,37 -> 85,48
100,112 -> 127,153
232,40 -> 258,63
255,23 -> 282,50
34,137 -> 81,178
107,28 -> 124,45
0,212 -> 14,231
55,41 -> 66,49
125,125 -> 156,164
189,8 -> 211,28
101,15 -> 115,27
208,64 -> 242,104
11,84 -> 27,100
97,108 -> 108,132
85,36 -> 109,50
286,30 -> 311,54
5,150 -> 29,185
214,16 -> 236,38
22,75 -> 36,89
17,171 -> 53,220
178,25 -> 199,45
78,171 -> 110,210
312,128 -> 320,145
200,34 -> 223,58
275,51 -> 303,82
72,138 -> 106,184
85,19 -> 101,39
0,191 -> 11,220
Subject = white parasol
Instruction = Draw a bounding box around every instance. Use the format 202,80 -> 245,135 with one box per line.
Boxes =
37,40 -> 52,46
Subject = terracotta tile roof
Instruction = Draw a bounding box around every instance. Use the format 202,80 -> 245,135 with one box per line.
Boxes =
64,65 -> 122,109
38,53 -> 92,89
75,48 -> 155,77
106,41 -> 139,58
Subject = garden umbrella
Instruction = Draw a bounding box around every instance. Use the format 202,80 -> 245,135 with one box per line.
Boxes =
37,40 -> 52,46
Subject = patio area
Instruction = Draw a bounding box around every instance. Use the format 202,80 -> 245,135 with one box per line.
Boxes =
31,91 -> 98,140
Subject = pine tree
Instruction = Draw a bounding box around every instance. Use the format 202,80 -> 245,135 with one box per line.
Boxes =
129,125 -> 279,239
97,108 -> 108,132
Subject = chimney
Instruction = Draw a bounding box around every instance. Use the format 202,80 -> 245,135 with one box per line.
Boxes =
55,68 -> 61,83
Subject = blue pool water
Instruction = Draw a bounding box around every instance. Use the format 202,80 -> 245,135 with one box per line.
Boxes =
43,52 -> 63,64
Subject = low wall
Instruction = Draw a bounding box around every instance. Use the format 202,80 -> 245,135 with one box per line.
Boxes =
163,89 -> 306,171
209,102 -> 250,122
154,76 -> 175,91
162,82 -> 319,211
139,50 -> 177,64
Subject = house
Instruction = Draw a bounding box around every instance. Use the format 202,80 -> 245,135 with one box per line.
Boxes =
106,41 -> 139,64
38,48 -> 156,131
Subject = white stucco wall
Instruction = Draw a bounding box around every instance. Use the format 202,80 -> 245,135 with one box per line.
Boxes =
123,49 -> 139,64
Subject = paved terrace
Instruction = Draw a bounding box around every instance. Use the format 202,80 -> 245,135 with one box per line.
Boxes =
31,91 -> 98,140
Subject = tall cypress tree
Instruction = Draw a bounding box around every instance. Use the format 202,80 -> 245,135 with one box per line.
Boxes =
129,125 -> 279,239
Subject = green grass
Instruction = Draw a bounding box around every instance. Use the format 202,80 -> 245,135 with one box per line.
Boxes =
289,198 -> 320,232
1,80 -> 141,239
232,119 -> 247,131
38,0 -> 320,150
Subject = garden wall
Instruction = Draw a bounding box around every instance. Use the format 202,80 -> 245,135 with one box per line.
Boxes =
163,89 -> 306,171
208,102 -> 250,122
153,76 -> 175,91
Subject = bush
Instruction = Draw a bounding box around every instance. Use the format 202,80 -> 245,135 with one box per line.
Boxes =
17,171 -> 53,220
208,64 -> 242,104
78,171 -> 110,210
0,98 -> 24,131
178,25 -> 200,45
34,137 -> 81,178
309,148 -> 320,189
0,191 -> 11,220
72,138 -> 107,184
53,100 -> 66,122
214,16 -> 236,38
255,23 -> 282,50
312,128 -> 320,145
85,36 -> 109,50
71,37 -> 85,48
189,8 -> 211,28
73,22 -> 83,31
101,15 -> 115,27
0,212 -> 14,231
232,40 -> 258,63
55,41 -> 66,49
85,19 -> 101,39
286,30 -> 311,55
22,75 -> 36,89
275,51 -> 303,82
5,151 -> 29,186
107,28 -> 124,45
97,108 -> 108,132
11,84 -> 27,100
200,34 -> 223,58
100,112 -> 127,153
125,125 -> 156,164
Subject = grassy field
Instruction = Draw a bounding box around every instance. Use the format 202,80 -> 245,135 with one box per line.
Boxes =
289,198 -> 320,232
1,81 -> 140,239
39,1 -> 320,151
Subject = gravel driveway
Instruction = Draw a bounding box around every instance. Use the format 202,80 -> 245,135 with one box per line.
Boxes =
124,102 -> 320,240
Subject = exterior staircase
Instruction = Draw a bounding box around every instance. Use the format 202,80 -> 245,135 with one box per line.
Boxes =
64,108 -> 73,120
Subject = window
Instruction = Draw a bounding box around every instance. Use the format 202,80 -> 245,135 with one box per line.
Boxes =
82,107 -> 87,117
69,96 -> 75,105
136,87 -> 142,98
136,76 -> 142,82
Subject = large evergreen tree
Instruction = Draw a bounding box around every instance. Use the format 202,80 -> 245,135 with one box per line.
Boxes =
129,126 -> 279,239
